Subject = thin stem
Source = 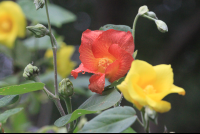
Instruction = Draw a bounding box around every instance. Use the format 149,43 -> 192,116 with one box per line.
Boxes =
35,77 -> 66,116
64,97 -> 74,133
137,117 -> 144,127
143,14 -> 156,21
132,14 -> 140,45
145,120 -> 150,133
35,76 -> 56,99
54,99 -> 66,116
44,0 -> 59,97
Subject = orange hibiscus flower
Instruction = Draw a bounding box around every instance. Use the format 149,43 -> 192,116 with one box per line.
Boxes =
71,29 -> 134,94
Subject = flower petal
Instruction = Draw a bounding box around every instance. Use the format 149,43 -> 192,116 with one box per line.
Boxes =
57,45 -> 76,78
0,1 -> 26,38
89,73 -> 105,94
170,85 -> 185,95
153,65 -> 173,93
79,29 -> 103,71
146,96 -> 171,113
128,83 -> 147,106
71,63 -> 96,79
147,85 -> 185,102
129,60 -> 156,87
92,29 -> 134,59
117,81 -> 143,110
106,44 -> 134,82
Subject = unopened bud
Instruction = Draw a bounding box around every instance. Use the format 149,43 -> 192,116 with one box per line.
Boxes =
155,20 -> 168,33
145,106 -> 157,120
26,24 -> 49,38
59,78 -> 74,98
138,5 -> 149,15
23,63 -> 39,80
34,0 -> 45,10
147,11 -> 158,20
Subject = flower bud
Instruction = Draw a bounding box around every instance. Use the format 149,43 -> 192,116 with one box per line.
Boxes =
145,106 -> 157,120
155,20 -> 168,33
23,64 -> 39,80
138,5 -> 149,15
34,0 -> 45,10
147,11 -> 158,20
26,24 -> 49,38
59,78 -> 74,98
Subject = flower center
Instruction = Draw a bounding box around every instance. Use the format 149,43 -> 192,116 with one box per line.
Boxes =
0,17 -> 12,33
143,85 -> 157,94
98,58 -> 113,73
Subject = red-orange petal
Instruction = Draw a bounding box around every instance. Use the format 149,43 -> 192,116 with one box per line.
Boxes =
71,63 -> 96,79
79,29 -> 103,71
89,73 -> 105,94
92,29 -> 134,59
106,44 -> 134,83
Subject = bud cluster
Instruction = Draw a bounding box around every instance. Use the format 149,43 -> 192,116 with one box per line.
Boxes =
34,0 -> 45,10
138,5 -> 168,33
23,63 -> 39,80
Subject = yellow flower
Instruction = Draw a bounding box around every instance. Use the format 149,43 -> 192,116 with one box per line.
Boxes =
117,60 -> 185,113
45,43 -> 76,78
0,1 -> 26,48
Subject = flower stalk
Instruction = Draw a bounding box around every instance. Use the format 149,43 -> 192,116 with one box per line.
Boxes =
44,0 -> 58,97
63,97 -> 74,133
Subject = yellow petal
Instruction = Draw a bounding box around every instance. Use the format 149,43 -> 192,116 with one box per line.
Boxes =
0,1 -> 26,38
170,85 -> 185,96
153,64 -> 173,93
117,81 -> 143,110
129,60 -> 156,87
57,44 -> 76,78
146,96 -> 171,113
148,85 -> 185,101
128,82 -> 147,106
117,81 -> 132,103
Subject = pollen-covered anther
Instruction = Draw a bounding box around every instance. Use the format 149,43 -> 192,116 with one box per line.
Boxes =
98,58 -> 113,73
144,85 -> 157,94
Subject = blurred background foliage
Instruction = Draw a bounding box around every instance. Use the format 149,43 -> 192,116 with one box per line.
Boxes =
0,0 -> 199,133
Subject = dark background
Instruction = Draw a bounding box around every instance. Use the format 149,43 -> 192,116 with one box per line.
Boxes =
1,0 -> 200,133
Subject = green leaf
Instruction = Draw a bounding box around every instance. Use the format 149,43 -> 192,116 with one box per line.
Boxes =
0,95 -> 19,108
54,109 -> 96,128
122,127 -> 136,133
99,24 -> 132,33
0,107 -> 23,123
54,88 -> 121,127
17,0 -> 77,27
0,83 -> 45,95
14,41 -> 32,68
22,36 -> 51,50
78,88 -> 121,111
78,106 -> 137,133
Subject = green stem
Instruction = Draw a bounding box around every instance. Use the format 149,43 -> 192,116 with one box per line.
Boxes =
143,14 -> 156,21
132,14 -> 140,45
44,0 -> 59,97
64,97 -> 74,133
35,76 -> 56,99
35,77 -> 66,116
54,99 -> 66,116
136,117 -> 144,127
141,110 -> 150,133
